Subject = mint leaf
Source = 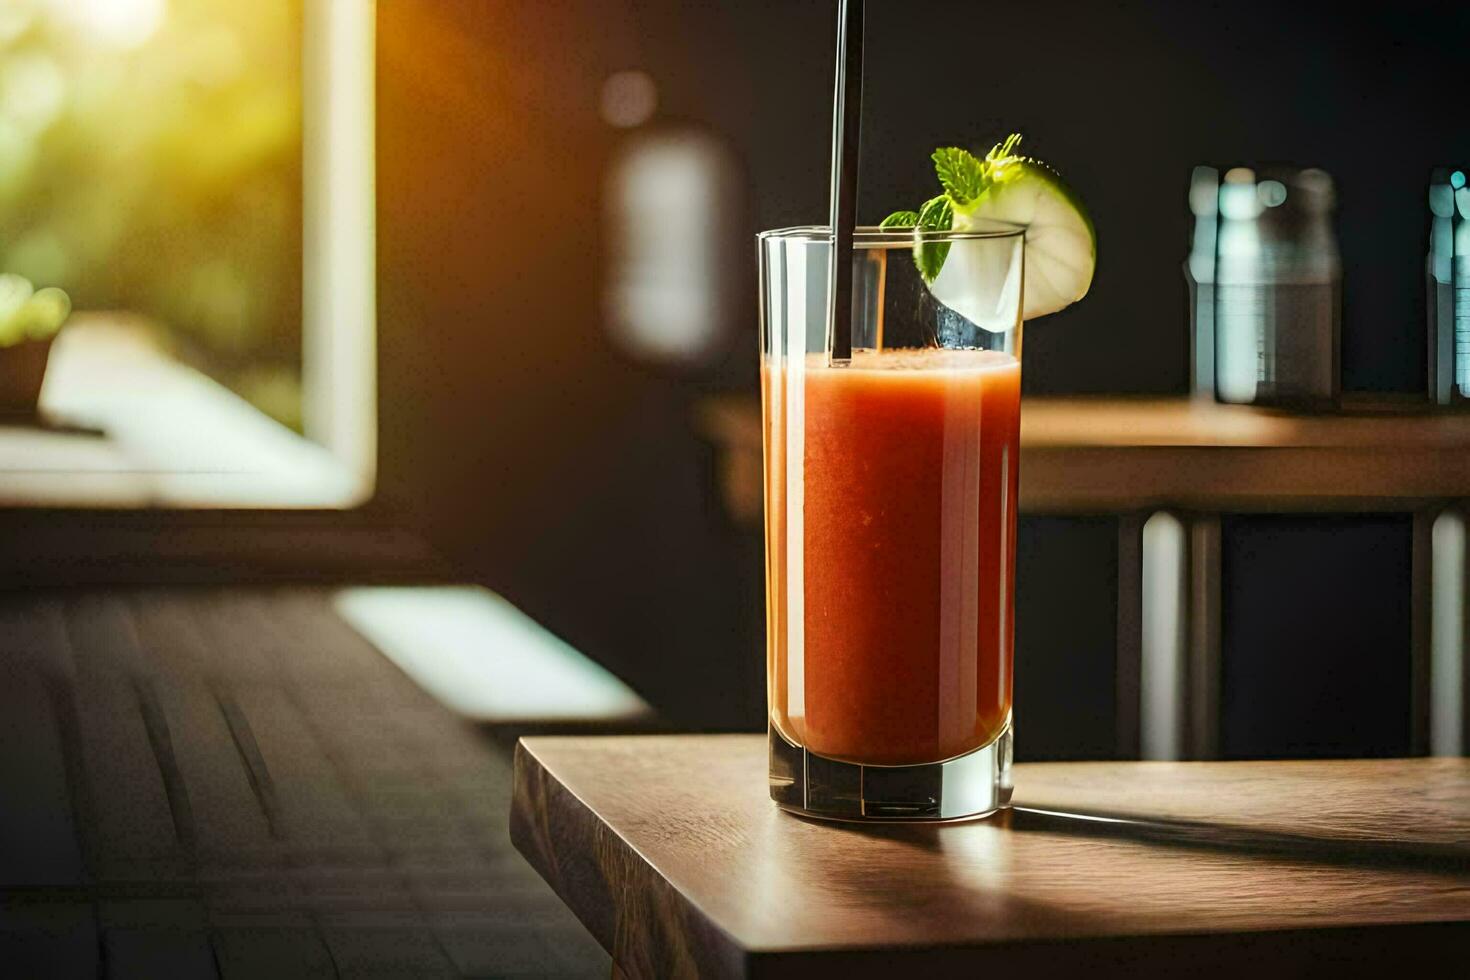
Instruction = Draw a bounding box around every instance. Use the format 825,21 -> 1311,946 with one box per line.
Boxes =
881,133 -> 1028,283
914,194 -> 953,282
932,146 -> 988,207
917,194 -> 953,231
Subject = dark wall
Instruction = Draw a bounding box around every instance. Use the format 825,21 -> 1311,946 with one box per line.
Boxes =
1220,515 -> 1414,759
1014,518 -> 1121,761
1025,0 -> 1470,395
375,0 -> 1457,743
637,0 -> 1470,394
376,0 -> 758,727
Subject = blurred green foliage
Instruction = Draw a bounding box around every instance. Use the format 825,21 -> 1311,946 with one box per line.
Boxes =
0,272 -> 69,347
0,0 -> 302,427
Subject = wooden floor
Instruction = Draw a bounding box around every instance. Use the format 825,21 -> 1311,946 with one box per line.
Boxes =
0,587 -> 608,978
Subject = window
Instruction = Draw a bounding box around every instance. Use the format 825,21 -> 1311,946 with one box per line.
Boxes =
0,0 -> 374,508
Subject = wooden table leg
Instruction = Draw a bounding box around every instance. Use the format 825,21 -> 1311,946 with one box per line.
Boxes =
1188,513 -> 1221,760
1429,506 -> 1468,756
1141,510 -> 1188,760
1139,510 -> 1221,762
1116,513 -> 1143,760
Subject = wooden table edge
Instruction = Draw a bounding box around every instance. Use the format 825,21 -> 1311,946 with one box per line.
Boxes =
510,737 -> 1470,978
512,736 -> 755,978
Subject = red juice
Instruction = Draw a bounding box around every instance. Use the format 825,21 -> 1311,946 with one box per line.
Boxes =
764,348 -> 1020,766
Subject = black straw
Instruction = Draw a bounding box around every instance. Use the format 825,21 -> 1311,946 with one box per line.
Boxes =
828,0 -> 864,363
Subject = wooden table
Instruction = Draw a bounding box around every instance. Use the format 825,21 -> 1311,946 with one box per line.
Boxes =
694,393 -> 1470,517
512,734 -> 1470,978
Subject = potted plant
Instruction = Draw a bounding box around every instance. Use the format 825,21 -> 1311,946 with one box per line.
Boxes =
0,274 -> 71,418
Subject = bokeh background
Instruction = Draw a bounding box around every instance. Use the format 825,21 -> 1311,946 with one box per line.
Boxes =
374,0 -> 1470,753
5,0 -> 1466,757
4,5 -> 1463,976
0,0 -> 302,426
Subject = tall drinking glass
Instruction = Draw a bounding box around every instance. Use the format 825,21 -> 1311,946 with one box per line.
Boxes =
761,222 -> 1026,821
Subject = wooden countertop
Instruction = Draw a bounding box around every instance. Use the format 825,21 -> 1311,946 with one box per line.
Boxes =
696,394 -> 1470,515
511,734 -> 1470,978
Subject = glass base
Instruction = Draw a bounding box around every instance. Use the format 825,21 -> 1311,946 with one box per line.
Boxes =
768,720 -> 1013,822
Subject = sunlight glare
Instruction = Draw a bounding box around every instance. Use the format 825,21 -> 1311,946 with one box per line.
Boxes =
58,0 -> 167,49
